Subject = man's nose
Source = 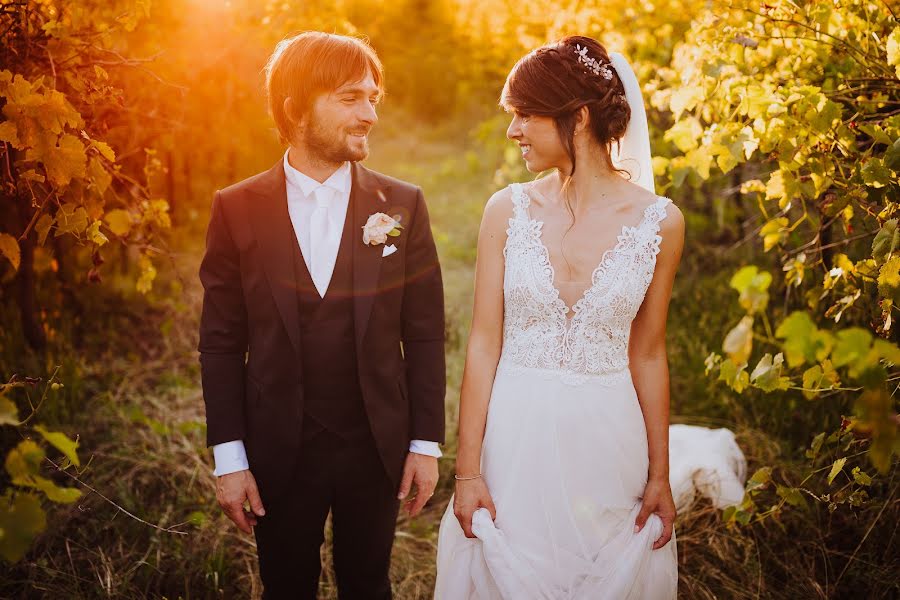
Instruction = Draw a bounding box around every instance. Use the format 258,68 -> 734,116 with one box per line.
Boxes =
359,101 -> 378,125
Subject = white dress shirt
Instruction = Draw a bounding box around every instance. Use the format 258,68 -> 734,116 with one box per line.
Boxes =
211,151 -> 441,476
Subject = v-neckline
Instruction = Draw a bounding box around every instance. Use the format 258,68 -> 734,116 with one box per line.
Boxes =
519,184 -> 661,322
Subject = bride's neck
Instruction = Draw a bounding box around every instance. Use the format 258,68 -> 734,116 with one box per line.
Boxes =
557,146 -> 622,212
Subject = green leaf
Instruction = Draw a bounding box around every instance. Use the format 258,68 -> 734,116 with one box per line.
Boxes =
746,466 -> 771,492
33,425 -> 80,467
0,233 -> 20,272
718,357 -> 750,392
807,432 -> 826,459
730,266 -> 771,314
861,158 -> 893,189
776,485 -> 808,509
885,139 -> 900,172
187,510 -> 208,527
827,457 -> 846,485
872,219 -> 900,263
776,311 -> 817,367
0,492 -> 46,562
801,360 -> 839,399
851,466 -> 872,486
831,328 -> 872,369
750,352 -> 792,392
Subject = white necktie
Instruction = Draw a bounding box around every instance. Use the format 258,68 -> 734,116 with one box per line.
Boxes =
309,186 -> 333,297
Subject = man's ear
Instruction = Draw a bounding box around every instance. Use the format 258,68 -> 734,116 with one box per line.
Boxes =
283,96 -> 305,132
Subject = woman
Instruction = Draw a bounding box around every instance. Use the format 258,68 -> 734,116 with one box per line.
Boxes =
434,36 -> 683,599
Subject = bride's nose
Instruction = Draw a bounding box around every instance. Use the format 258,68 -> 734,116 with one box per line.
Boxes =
507,116 -> 522,139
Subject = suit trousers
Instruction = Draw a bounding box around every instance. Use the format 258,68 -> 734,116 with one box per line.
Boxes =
253,422 -> 400,599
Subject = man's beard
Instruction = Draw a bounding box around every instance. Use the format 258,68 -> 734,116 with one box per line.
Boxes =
302,119 -> 368,164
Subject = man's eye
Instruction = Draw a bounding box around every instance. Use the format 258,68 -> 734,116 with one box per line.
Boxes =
341,98 -> 356,104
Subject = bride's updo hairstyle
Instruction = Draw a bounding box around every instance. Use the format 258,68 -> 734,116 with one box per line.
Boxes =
501,35 -> 630,178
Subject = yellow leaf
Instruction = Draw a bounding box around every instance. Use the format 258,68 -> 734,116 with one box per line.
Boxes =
0,232 -> 21,271
137,254 -> 156,294
91,140 -> 115,162
0,120 -> 20,148
141,199 -> 171,229
887,27 -> 900,69
664,117 -> 702,153
54,203 -> 88,236
26,133 -> 86,187
86,220 -> 108,247
759,217 -> 789,252
34,425 -> 80,467
670,86 -> 704,120
0,396 -> 19,425
723,315 -> 754,365
87,157 -> 111,195
104,209 -> 133,237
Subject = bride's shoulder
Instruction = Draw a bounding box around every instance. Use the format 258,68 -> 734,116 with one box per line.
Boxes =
483,184 -> 518,218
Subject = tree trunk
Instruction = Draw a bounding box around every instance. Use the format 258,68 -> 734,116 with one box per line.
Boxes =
16,232 -> 46,350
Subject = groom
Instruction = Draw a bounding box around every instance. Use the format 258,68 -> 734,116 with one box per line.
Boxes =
198,32 -> 446,598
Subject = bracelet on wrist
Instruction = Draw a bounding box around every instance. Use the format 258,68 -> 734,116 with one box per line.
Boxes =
454,473 -> 483,481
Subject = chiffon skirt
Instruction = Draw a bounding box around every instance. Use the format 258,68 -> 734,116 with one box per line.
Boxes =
434,364 -> 679,599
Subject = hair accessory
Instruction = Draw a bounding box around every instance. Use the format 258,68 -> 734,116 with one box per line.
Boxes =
574,44 -> 614,80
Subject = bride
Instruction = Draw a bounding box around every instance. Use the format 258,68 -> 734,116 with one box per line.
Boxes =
434,36 -> 683,598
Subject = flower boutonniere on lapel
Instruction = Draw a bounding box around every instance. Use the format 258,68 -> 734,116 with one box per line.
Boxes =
362,212 -> 402,247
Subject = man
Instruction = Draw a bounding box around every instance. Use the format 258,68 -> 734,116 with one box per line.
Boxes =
198,32 -> 445,598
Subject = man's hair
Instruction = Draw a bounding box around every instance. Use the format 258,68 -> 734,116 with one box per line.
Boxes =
264,31 -> 384,144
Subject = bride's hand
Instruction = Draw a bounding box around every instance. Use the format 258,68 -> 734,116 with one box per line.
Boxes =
453,477 -> 497,539
635,478 -> 676,550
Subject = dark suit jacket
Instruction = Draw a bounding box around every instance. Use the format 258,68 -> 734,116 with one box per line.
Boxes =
198,159 -> 446,500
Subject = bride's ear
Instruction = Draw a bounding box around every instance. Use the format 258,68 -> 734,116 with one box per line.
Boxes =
574,106 -> 590,136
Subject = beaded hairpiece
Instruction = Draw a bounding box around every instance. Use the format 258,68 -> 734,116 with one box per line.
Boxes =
574,44 -> 614,80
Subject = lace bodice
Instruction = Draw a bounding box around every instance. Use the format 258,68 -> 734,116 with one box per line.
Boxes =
498,181 -> 672,385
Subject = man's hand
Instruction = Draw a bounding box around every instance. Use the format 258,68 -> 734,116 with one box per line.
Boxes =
216,469 -> 265,534
397,452 -> 438,517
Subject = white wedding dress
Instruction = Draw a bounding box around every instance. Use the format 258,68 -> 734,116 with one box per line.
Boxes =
434,181 -> 681,599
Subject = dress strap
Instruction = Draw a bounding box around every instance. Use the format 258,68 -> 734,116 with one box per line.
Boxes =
509,182 -> 531,221
643,196 -> 672,257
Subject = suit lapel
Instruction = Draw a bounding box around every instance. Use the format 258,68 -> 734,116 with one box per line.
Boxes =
248,160 -> 303,360
351,162 -> 392,353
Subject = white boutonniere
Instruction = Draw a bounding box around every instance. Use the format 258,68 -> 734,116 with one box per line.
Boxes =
362,212 -> 402,246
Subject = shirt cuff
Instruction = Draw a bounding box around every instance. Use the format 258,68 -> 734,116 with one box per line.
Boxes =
409,439 -> 442,458
212,440 -> 250,476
